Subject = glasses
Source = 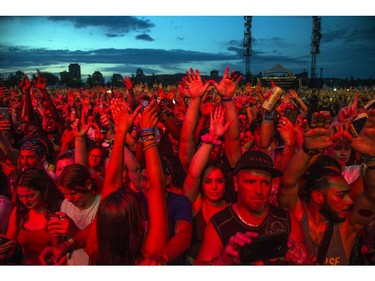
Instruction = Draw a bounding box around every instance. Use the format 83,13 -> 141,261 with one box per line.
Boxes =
89,154 -> 102,159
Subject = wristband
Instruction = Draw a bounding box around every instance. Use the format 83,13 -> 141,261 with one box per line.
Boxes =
264,110 -> 276,119
221,97 -> 233,102
139,128 -> 154,135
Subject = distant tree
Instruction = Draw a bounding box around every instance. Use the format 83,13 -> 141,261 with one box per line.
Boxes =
4,70 -> 25,87
136,68 -> 145,78
86,75 -> 94,88
92,71 -> 105,87
110,73 -> 124,88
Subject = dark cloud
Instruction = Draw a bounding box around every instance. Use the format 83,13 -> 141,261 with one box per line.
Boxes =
47,16 -> 155,34
0,45 -> 239,69
135,34 -> 154,41
106,33 -> 124,38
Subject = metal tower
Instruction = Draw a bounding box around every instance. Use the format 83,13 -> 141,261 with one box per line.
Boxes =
244,16 -> 252,79
310,16 -> 322,80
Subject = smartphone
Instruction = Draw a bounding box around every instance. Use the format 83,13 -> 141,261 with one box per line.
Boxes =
239,232 -> 288,264
283,107 -> 300,124
0,107 -> 10,121
350,112 -> 368,137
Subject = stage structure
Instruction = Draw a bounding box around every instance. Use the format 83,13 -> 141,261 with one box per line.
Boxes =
310,16 -> 322,80
243,16 -> 252,80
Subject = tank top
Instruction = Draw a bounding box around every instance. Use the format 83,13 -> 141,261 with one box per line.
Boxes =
18,228 -> 53,265
211,203 -> 291,264
300,209 -> 348,265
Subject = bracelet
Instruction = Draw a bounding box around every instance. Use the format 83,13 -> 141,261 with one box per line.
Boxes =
221,97 -> 233,102
367,165 -> 375,170
140,134 -> 156,143
143,142 -> 159,151
139,128 -> 154,135
201,134 -> 222,147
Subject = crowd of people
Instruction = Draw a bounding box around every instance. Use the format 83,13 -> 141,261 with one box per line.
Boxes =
0,67 -> 374,265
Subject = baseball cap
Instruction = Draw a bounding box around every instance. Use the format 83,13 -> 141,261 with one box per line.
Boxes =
233,150 -> 283,177
20,138 -> 47,155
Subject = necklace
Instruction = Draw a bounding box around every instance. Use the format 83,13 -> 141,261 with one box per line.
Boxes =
235,205 -> 259,227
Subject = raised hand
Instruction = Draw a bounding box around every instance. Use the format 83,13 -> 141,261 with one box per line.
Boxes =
209,105 -> 230,140
33,70 -> 47,90
19,74 -> 31,92
337,93 -> 358,123
110,98 -> 140,134
277,116 -> 295,146
181,68 -> 211,99
123,76 -> 133,90
139,99 -> 159,130
71,115 -> 92,138
210,67 -> 242,98
302,111 -> 332,151
351,109 -> 375,157
177,81 -> 190,98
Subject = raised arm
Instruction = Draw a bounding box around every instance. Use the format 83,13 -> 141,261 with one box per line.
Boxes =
33,71 -> 65,132
138,99 -> 169,258
101,99 -> 140,199
19,74 -> 38,122
183,105 -> 229,204
210,67 -> 242,168
277,111 -> 332,213
178,69 -> 211,172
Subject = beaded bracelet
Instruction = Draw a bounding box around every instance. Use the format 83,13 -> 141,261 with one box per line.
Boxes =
143,142 -> 159,151
221,97 -> 233,102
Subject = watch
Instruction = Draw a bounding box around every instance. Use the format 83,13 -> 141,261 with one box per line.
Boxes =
302,144 -> 322,156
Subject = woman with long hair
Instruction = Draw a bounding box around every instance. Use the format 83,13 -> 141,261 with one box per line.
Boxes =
183,106 -> 231,264
0,168 -> 63,264
88,98 -> 168,264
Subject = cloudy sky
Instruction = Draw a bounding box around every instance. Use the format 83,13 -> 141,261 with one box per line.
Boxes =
1,2 -> 374,82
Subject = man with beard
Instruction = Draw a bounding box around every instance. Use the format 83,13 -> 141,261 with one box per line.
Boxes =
278,110 -> 375,265
195,150 -> 311,265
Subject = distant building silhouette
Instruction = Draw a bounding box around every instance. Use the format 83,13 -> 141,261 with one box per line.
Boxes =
69,63 -> 81,81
